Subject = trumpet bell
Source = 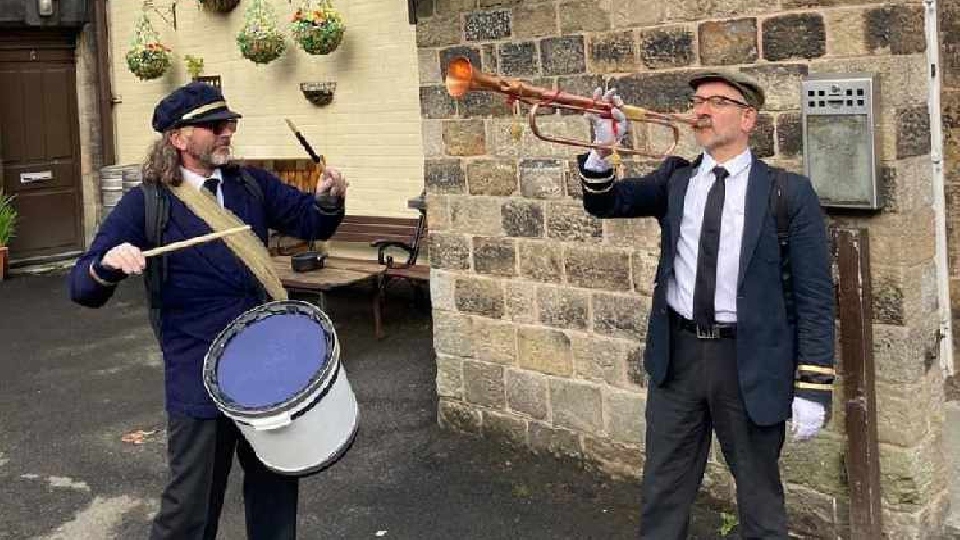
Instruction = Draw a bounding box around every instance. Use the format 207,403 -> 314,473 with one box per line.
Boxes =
445,57 -> 474,99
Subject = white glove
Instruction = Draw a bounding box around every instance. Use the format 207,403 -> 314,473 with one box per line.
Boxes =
790,396 -> 826,441
583,88 -> 628,173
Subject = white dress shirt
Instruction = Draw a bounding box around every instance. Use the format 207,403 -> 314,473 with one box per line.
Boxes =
666,150 -> 752,323
181,167 -> 224,207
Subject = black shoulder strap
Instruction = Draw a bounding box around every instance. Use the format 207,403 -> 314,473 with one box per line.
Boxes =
238,167 -> 264,204
769,168 -> 795,322
142,182 -> 169,339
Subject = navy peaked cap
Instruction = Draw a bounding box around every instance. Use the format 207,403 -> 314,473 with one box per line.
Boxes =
152,82 -> 242,133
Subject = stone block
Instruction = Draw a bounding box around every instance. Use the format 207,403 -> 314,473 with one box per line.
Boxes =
592,291 -> 648,340
455,276 -> 505,318
467,159 -> 518,196
762,14 -> 826,61
430,269 -> 456,311
541,35 -> 587,76
518,326 -> 574,376
537,285 -> 589,331
482,410 -> 528,447
611,0 -> 663,28
740,63 -> 808,111
550,378 -> 603,434
482,43 -> 498,74
417,14 -> 462,48
776,112 -> 802,157
546,201 -> 603,242
488,117 -> 590,158
581,436 -> 643,478
419,49 -> 441,84
602,217 -> 659,252
425,158 -> 465,194
604,388 -> 645,444
433,311 -> 473,357
422,120 -> 443,158
875,380 -> 932,447
434,0 -> 475,15
442,120 -> 487,156
878,436 -> 946,507
478,0 -> 519,7
529,422 -> 582,458
464,10 -> 511,41
698,18 -> 758,65
640,25 -> 695,69
784,483 -> 847,539
749,114 -> 775,158
519,159 -> 565,199
473,236 -> 516,277
630,249 -> 659,296
825,8 -> 867,58
865,5 -> 925,56
896,105 -> 931,159
587,31 -> 635,74
571,334 -> 641,387
513,3 -> 557,39
559,0 -> 610,34
565,246 -> 631,291
439,398 -> 482,434
611,71 -> 700,114
420,85 -> 456,119
873,324 -> 935,385
463,359 -> 505,408
505,281 -> 539,324
436,354 -> 464,399
518,240 -> 563,282
449,197 -> 504,236
471,316 -> 518,364
502,199 -> 545,238
810,56 -> 927,110
779,432 -> 847,497
429,232 -> 471,270
506,368 -> 549,420
499,41 -> 539,77
416,0 -> 433,18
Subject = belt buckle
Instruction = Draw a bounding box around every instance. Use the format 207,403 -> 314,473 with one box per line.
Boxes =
695,324 -> 718,340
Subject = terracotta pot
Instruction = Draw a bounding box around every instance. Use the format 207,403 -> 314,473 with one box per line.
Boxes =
0,246 -> 8,281
201,0 -> 241,13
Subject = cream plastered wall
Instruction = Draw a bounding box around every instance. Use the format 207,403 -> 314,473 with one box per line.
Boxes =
108,0 -> 424,219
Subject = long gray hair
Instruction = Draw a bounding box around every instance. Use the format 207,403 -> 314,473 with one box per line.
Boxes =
141,130 -> 184,187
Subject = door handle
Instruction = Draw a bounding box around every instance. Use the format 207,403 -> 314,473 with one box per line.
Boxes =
20,170 -> 53,184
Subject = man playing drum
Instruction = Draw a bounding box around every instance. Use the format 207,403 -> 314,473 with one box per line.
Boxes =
68,82 -> 348,540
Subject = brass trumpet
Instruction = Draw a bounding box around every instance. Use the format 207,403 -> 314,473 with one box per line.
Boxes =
444,56 -> 702,157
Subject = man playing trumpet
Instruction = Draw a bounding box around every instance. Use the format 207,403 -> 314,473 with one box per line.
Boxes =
578,73 -> 835,539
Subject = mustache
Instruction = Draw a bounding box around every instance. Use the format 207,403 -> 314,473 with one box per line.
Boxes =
693,116 -> 713,129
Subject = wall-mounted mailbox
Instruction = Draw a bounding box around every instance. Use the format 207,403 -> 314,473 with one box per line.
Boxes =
801,73 -> 881,210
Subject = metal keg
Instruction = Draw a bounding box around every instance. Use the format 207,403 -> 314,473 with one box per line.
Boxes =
122,164 -> 143,193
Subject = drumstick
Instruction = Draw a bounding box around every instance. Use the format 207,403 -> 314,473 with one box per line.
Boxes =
142,225 -> 252,258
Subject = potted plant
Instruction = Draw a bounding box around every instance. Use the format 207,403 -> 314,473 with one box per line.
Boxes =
126,12 -> 172,80
185,54 -> 205,80
0,192 -> 16,281
199,0 -> 241,13
290,0 -> 345,56
237,0 -> 286,64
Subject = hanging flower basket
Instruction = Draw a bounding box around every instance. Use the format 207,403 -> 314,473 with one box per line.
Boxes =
290,1 -> 345,56
126,43 -> 173,80
237,0 -> 286,64
199,0 -> 241,13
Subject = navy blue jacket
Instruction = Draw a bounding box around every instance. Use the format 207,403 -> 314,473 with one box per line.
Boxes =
69,166 -> 344,418
579,154 -> 835,425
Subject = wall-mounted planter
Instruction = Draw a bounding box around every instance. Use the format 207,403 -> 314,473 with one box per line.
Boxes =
200,0 -> 241,13
300,82 -> 336,106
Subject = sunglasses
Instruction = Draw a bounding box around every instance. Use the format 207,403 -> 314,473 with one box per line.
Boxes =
191,120 -> 239,133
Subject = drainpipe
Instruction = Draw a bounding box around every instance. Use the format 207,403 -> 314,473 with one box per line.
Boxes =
93,0 -> 116,166
923,0 -> 952,374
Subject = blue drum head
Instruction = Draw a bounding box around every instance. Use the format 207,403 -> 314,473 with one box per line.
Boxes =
215,311 -> 330,410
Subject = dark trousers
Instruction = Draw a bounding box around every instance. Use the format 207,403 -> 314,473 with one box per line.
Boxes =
149,413 -> 299,540
639,318 -> 787,540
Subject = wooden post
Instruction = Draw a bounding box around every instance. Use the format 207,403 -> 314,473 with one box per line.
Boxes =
834,228 -> 883,538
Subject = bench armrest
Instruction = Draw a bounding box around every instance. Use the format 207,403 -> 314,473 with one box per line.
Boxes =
372,240 -> 415,267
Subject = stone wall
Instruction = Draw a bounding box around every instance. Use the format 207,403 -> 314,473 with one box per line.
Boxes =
417,0 -> 948,536
943,0 -> 960,400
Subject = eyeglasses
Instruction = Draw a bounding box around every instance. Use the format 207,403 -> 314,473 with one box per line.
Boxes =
192,120 -> 239,133
688,95 -> 750,109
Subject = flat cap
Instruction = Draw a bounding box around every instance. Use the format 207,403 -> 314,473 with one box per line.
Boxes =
689,71 -> 765,110
152,82 -> 242,133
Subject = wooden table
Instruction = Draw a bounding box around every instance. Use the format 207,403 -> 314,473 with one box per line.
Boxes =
272,255 -> 384,292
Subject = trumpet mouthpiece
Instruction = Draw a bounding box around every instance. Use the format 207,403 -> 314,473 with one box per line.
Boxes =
445,56 -> 475,99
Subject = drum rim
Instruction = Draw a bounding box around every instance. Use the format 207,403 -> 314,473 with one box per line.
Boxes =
203,299 -> 340,419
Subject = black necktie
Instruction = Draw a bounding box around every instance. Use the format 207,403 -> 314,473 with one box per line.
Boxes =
202,177 -> 220,197
692,166 -> 729,326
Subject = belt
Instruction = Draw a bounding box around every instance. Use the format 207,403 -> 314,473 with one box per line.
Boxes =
670,309 -> 737,339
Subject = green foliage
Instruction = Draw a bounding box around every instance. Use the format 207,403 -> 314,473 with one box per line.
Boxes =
718,512 -> 738,537
0,191 -> 17,246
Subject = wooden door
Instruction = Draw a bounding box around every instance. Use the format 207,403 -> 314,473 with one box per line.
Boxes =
0,31 -> 83,261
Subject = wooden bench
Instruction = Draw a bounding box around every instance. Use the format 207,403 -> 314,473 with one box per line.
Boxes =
269,191 -> 430,339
